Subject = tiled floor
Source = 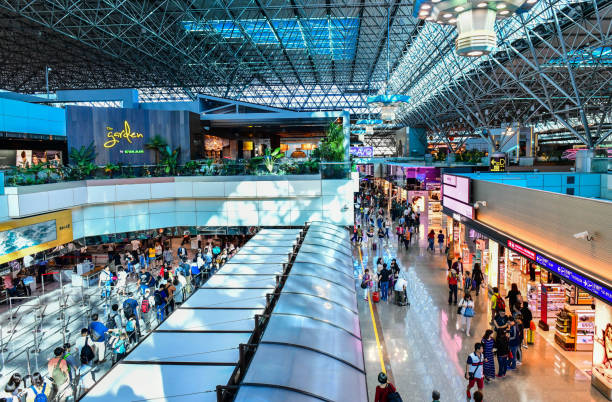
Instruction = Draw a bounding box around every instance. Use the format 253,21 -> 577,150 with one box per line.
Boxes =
355,226 -> 608,402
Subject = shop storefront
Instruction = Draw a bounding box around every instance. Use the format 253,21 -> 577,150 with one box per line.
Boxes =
442,207 -> 612,399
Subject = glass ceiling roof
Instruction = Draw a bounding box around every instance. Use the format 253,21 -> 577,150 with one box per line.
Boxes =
183,18 -> 359,61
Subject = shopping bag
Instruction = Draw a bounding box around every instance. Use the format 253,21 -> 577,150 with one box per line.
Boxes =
371,291 -> 380,302
526,329 -> 535,344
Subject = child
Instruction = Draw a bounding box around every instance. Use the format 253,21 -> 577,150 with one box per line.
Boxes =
111,333 -> 128,365
463,271 -> 473,294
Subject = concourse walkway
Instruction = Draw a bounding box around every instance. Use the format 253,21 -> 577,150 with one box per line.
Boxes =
356,227 -> 607,402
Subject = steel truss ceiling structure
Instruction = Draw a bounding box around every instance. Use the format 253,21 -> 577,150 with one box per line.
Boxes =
0,0 -> 610,149
393,0 -> 612,148
0,0 -> 419,115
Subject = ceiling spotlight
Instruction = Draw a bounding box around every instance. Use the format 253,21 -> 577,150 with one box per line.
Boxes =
455,6 -> 465,11
526,0 -> 537,3
477,2 -> 488,6
426,16 -> 435,20
443,12 -> 453,18
419,11 -> 429,16
467,50 -> 483,56
497,3 -> 507,8
421,4 -> 432,9
499,10 -> 510,14
449,18 -> 457,23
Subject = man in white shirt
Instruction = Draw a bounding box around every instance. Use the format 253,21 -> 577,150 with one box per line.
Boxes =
465,343 -> 486,399
131,239 -> 141,252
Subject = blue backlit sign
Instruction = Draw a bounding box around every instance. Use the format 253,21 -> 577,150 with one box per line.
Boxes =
536,254 -> 612,304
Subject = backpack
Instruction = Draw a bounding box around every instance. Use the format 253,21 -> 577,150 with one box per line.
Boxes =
126,318 -> 135,333
106,313 -> 118,330
154,291 -> 163,306
496,295 -> 506,311
123,300 -> 135,318
51,359 -> 68,386
464,277 -> 472,290
81,338 -> 95,364
31,383 -> 47,402
141,299 -> 151,314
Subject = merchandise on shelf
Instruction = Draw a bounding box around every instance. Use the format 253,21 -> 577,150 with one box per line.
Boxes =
555,307 -> 576,351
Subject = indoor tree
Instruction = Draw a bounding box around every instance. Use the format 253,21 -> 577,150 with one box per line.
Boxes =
145,135 -> 168,165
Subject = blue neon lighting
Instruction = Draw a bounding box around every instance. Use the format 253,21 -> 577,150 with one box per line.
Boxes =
536,254 -> 612,304
355,119 -> 383,126
182,18 -> 359,60
548,46 -> 612,65
367,94 -> 410,106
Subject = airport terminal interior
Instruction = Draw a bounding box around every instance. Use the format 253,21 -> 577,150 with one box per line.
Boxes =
0,0 -> 611,401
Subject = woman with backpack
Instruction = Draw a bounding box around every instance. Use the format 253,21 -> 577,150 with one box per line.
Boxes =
361,269 -> 373,300
374,372 -> 400,402
125,313 -> 138,344
458,293 -> 475,336
141,289 -> 154,331
24,373 -> 51,402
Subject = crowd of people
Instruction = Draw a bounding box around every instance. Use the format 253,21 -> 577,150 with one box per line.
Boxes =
0,237 -> 242,401
355,182 -> 538,402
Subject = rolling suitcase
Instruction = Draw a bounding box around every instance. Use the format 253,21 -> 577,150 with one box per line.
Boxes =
371,291 -> 380,302
526,328 -> 535,344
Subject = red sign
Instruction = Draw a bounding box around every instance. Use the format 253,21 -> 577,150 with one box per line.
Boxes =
507,240 -> 536,260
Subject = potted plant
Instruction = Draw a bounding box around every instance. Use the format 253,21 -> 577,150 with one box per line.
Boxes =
103,163 -> 120,178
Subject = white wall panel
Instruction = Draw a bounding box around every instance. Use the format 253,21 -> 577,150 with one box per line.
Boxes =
225,181 -> 257,197
289,180 -> 320,196
7,195 -> 18,217
227,209 -> 259,226
147,200 -> 175,214
259,210 -> 292,226
193,181 -> 224,197
256,181 -> 289,198
116,201 -> 150,217
83,204 -> 115,220
175,211 -> 196,226
18,192 -> 49,216
195,200 -> 225,212
150,182 -> 175,199
174,182 -> 193,198
175,199 -> 196,212
291,210 -> 322,226
84,217 -> 116,236
87,185 -> 116,204
73,187 -> 88,206
48,188 -> 75,211
116,183 -> 150,201
196,211 -> 228,227
148,213 -> 177,230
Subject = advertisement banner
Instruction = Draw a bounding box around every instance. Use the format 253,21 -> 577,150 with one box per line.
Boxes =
349,146 -> 374,158
592,300 -> 612,398
0,210 -> 73,264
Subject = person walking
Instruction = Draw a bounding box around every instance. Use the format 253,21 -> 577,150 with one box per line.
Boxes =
481,329 -> 496,382
24,373 -> 51,402
521,302 -> 533,348
495,329 -> 510,378
508,317 -> 520,370
378,264 -> 391,302
446,242 -> 454,270
48,347 -> 72,401
98,265 -> 113,299
377,227 -> 385,255
447,268 -> 459,305
361,269 -> 372,300
506,283 -> 523,313
437,230 -> 445,253
396,224 -> 404,248
465,343 -> 486,400
458,293 -> 475,336
374,372 -> 398,402
88,314 -> 109,363
472,263 -> 484,296
427,229 -> 435,252
357,225 -> 363,244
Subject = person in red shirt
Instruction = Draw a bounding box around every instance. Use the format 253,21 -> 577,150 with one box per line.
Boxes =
374,372 -> 397,402
448,268 -> 458,305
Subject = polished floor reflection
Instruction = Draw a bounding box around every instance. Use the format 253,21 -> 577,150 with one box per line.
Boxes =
355,229 -> 607,402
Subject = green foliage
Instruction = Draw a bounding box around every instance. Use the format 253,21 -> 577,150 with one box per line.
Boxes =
433,149 -> 447,161
68,143 -> 98,180
145,135 -> 168,164
312,122 -> 345,162
182,160 -> 201,176
159,145 -> 181,175
252,147 -> 284,173
103,163 -> 120,178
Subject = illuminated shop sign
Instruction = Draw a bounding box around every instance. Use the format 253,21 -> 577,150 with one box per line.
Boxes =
104,121 -> 144,148
443,196 -> 474,219
349,146 -> 374,157
490,153 -> 507,172
507,240 -> 536,260
442,174 -> 474,219
536,254 -> 612,304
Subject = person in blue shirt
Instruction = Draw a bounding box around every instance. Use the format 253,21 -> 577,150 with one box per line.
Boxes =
123,297 -> 141,336
88,314 -> 109,363
138,268 -> 156,296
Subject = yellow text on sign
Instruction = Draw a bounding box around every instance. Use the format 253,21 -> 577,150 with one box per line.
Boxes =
103,121 -> 144,148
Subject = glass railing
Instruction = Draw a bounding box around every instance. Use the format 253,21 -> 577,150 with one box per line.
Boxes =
1,159 -> 355,188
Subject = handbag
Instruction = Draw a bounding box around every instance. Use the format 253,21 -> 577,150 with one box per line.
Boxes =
464,307 -> 475,317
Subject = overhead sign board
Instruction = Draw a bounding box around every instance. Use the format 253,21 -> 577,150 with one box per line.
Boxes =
349,146 -> 374,158
442,174 -> 474,219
